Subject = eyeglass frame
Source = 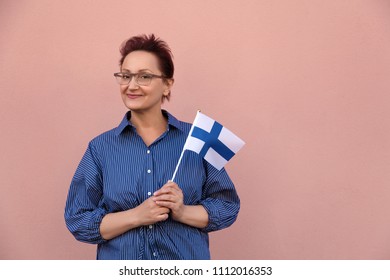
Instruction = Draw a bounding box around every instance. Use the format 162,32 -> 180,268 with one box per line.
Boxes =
113,72 -> 167,86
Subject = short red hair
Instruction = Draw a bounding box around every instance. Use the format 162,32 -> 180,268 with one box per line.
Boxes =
119,34 -> 174,101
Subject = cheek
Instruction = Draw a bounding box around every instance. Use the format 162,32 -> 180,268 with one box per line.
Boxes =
119,85 -> 127,94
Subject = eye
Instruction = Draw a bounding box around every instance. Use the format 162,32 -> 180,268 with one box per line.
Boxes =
121,73 -> 131,79
138,74 -> 152,80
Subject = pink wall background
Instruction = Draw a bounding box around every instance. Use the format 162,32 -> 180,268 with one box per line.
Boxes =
1,0 -> 390,259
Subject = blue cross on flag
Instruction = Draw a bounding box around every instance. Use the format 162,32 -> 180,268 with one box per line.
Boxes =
171,111 -> 245,181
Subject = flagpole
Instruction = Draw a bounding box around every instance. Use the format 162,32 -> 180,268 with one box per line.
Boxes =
170,110 -> 201,182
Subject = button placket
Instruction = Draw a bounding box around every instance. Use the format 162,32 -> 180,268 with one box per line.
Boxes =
144,148 -> 156,202
146,148 -> 152,175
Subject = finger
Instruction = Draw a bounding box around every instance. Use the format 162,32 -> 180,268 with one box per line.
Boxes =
155,200 -> 174,208
153,189 -> 168,196
153,194 -> 176,202
166,181 -> 179,190
157,213 -> 169,221
162,181 -> 179,190
154,183 -> 180,196
159,207 -> 170,216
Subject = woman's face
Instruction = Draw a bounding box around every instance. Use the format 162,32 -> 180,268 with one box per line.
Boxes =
120,50 -> 173,113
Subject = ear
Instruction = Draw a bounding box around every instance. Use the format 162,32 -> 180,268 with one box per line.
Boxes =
163,78 -> 174,95
165,78 -> 174,89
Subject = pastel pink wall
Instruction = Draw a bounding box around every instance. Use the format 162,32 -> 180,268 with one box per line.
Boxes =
1,0 -> 390,259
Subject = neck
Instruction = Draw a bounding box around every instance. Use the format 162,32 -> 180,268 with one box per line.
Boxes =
130,109 -> 167,129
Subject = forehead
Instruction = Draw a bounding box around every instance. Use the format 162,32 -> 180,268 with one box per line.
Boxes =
121,50 -> 160,72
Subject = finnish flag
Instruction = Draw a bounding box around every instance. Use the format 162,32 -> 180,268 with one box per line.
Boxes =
171,111 -> 245,181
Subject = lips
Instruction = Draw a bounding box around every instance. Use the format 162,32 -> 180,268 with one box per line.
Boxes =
126,94 -> 142,99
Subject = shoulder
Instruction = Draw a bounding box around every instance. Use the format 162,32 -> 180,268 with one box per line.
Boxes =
86,128 -> 118,155
89,112 -> 130,147
165,110 -> 192,134
91,127 -> 117,142
175,119 -> 192,133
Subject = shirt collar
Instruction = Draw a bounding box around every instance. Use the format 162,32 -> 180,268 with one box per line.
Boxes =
114,110 -> 184,136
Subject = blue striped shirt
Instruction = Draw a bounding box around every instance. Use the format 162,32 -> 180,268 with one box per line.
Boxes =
64,110 -> 240,260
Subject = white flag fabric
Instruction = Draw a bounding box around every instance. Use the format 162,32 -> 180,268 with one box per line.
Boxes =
171,111 -> 245,181
171,111 -> 245,182
183,111 -> 245,170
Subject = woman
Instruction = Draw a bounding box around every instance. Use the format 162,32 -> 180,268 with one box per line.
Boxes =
64,34 -> 240,260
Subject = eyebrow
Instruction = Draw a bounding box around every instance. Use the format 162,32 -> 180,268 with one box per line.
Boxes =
121,68 -> 154,73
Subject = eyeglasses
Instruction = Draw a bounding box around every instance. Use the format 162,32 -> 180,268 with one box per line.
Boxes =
113,72 -> 166,86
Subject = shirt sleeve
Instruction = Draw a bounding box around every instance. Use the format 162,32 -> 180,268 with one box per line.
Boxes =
64,142 -> 107,244
199,163 -> 240,233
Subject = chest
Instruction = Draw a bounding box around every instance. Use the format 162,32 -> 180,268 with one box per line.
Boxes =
99,137 -> 206,211
136,126 -> 166,147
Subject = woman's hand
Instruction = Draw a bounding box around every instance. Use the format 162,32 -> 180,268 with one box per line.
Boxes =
153,181 -> 184,221
134,196 -> 171,226
153,181 -> 209,228
100,197 -> 170,240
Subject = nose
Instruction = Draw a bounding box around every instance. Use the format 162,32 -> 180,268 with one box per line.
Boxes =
127,76 -> 139,90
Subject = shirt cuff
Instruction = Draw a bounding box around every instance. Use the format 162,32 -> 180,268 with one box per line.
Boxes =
199,199 -> 221,232
87,207 -> 109,244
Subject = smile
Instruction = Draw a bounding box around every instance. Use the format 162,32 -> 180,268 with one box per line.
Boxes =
126,94 -> 142,99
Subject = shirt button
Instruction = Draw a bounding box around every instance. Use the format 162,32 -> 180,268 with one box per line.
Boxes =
147,169 -> 151,174
153,252 -> 157,257
147,150 -> 150,154
147,192 -> 152,196
149,225 -> 153,229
